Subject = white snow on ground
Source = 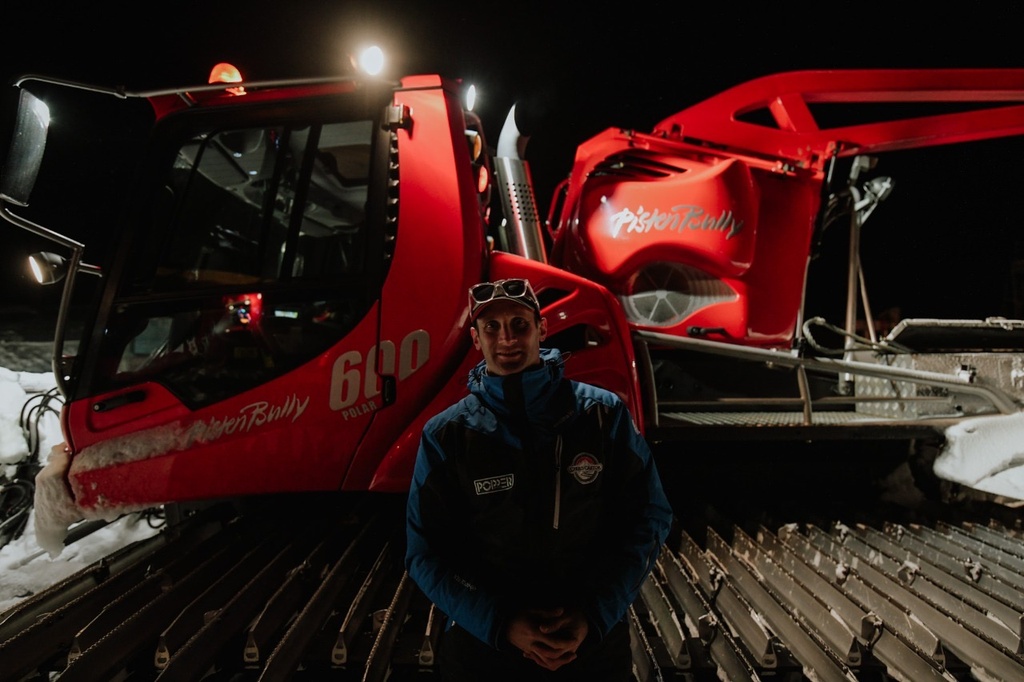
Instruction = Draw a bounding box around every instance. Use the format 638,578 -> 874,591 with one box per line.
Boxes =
0,367 -> 34,465
0,364 -> 159,616
0,510 -> 160,615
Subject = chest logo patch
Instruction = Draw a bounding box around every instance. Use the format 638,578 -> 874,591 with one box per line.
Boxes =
568,453 -> 603,485
474,474 -> 514,495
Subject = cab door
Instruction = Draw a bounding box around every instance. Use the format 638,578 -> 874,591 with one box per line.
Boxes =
65,102 -> 393,509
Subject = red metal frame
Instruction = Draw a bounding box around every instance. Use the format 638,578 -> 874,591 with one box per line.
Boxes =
653,69 -> 1024,167
550,69 -> 1024,350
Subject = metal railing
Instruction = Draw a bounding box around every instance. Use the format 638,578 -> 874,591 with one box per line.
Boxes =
634,330 -> 1021,430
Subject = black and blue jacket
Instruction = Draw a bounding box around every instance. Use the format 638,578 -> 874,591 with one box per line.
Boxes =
405,347 -> 674,648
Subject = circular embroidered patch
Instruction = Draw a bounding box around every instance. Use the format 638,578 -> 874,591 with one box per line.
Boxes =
567,453 -> 604,484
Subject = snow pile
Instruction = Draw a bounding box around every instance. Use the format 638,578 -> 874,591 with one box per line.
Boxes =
0,367 -> 82,557
0,367 -> 36,466
34,443 -> 88,556
0,366 -> 160,614
0,511 -> 160,614
934,411 -> 1024,502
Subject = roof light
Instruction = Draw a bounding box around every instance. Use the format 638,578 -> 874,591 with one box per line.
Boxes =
465,84 -> 477,112
208,62 -> 246,95
357,46 -> 385,76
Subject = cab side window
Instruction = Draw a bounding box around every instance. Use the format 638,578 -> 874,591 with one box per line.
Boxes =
96,120 -> 377,407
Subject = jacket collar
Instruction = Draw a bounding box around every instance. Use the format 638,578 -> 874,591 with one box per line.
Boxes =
468,348 -> 571,427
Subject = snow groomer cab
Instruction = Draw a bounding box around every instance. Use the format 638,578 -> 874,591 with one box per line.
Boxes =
0,58 -> 640,520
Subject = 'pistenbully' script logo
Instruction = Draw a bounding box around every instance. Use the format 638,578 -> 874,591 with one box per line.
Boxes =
610,204 -> 744,239
185,393 -> 309,447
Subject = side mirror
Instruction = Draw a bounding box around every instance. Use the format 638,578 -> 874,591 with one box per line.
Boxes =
28,251 -> 102,284
28,251 -> 67,284
1,90 -> 50,207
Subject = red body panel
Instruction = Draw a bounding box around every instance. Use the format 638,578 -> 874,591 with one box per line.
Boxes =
67,311 -> 380,510
339,78 -> 489,491
578,157 -> 758,279
551,128 -> 820,347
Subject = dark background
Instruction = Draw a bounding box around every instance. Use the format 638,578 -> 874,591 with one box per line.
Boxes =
1,1 -> 1022,338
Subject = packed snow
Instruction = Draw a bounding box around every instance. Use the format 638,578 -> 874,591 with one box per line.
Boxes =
933,411 -> 1024,502
0,361 -> 159,616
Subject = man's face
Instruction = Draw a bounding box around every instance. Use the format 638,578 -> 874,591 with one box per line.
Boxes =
470,299 -> 547,376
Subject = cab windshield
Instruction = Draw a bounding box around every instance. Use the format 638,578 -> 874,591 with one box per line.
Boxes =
87,115 -> 383,408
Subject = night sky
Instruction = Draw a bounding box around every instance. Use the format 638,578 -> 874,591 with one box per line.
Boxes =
1,2 -> 1022,330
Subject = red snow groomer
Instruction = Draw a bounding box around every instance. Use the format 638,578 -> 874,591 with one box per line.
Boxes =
4,65 -> 1024,525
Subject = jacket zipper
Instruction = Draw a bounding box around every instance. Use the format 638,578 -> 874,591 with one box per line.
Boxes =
553,435 -> 562,529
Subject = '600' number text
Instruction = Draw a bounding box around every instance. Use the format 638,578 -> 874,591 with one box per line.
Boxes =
329,329 -> 430,411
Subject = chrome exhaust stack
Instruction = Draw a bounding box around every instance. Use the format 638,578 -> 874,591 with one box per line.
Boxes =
493,104 -> 548,263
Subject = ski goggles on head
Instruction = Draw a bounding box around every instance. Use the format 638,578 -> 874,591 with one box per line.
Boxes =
468,278 -> 540,321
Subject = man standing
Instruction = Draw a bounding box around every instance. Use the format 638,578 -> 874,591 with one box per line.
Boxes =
406,278 -> 674,680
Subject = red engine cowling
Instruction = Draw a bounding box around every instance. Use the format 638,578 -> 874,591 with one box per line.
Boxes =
551,127 -> 821,348
551,69 -> 1024,351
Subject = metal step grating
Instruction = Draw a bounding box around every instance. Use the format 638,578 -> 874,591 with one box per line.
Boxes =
637,519 -> 1024,681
